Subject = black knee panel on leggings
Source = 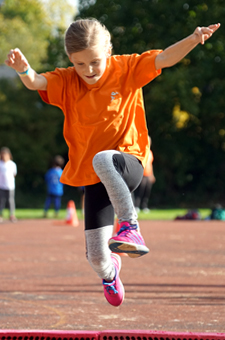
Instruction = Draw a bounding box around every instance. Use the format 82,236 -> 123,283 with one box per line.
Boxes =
85,182 -> 114,230
85,152 -> 143,230
112,153 -> 143,192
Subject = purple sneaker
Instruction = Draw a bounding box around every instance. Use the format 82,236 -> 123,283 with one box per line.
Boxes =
102,253 -> 125,307
108,222 -> 149,258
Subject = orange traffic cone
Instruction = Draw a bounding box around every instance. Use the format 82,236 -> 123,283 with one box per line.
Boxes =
66,200 -> 79,227
112,218 -> 128,257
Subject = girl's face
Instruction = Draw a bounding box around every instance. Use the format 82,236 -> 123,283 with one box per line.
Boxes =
69,46 -> 108,85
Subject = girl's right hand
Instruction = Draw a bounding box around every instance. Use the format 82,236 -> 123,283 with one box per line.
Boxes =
5,48 -> 29,73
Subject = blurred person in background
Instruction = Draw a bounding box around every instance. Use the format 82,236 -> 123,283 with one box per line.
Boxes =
44,155 -> 65,218
134,136 -> 156,213
0,147 -> 17,223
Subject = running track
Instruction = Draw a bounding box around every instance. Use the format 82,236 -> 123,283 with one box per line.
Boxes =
0,219 -> 224,332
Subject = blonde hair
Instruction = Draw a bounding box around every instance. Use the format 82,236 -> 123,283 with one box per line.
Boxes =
65,18 -> 112,57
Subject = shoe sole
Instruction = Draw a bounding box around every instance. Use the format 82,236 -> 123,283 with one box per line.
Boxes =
109,240 -> 149,258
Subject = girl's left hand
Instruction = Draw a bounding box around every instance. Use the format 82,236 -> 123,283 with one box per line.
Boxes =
194,23 -> 220,45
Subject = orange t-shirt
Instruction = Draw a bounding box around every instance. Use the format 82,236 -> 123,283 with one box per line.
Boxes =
143,150 -> 154,177
38,50 -> 162,186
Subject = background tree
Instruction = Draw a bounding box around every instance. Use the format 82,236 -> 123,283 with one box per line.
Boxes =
0,0 -> 76,208
0,0 -> 51,70
77,0 -> 225,207
1,0 -> 225,208
0,0 -> 75,69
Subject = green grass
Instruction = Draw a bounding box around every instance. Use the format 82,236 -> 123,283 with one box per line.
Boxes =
137,208 -> 211,220
1,208 -> 211,220
15,209 -> 84,220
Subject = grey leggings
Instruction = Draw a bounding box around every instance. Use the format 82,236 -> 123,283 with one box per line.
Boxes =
85,150 -> 144,230
0,189 -> 15,216
85,150 -> 143,281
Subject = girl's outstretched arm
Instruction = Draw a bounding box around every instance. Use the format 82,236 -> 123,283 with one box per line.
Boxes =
155,23 -> 220,70
5,48 -> 47,91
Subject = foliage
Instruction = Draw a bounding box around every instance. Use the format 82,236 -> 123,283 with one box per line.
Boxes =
0,79 -> 67,200
0,0 -> 75,69
42,27 -> 71,71
77,0 -> 225,206
41,0 -> 76,31
0,0 -> 75,208
1,0 -> 225,208
0,0 -> 51,70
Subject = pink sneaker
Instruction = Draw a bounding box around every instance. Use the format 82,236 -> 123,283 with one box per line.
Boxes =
108,222 -> 149,258
102,253 -> 125,307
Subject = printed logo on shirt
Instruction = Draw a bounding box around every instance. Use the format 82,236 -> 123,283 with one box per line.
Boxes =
108,92 -> 122,112
111,91 -> 119,102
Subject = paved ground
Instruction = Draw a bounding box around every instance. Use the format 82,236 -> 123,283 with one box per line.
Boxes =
0,218 -> 224,333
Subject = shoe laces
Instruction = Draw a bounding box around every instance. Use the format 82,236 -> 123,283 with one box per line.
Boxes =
117,224 -> 138,236
103,270 -> 118,294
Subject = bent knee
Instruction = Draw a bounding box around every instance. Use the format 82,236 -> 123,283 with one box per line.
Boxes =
92,151 -> 107,171
93,150 -> 120,174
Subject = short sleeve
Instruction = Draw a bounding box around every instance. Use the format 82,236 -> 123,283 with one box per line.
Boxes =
129,50 -> 163,88
38,69 -> 65,110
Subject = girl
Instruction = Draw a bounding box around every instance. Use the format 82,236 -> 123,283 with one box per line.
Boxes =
0,147 -> 17,223
5,19 -> 220,306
